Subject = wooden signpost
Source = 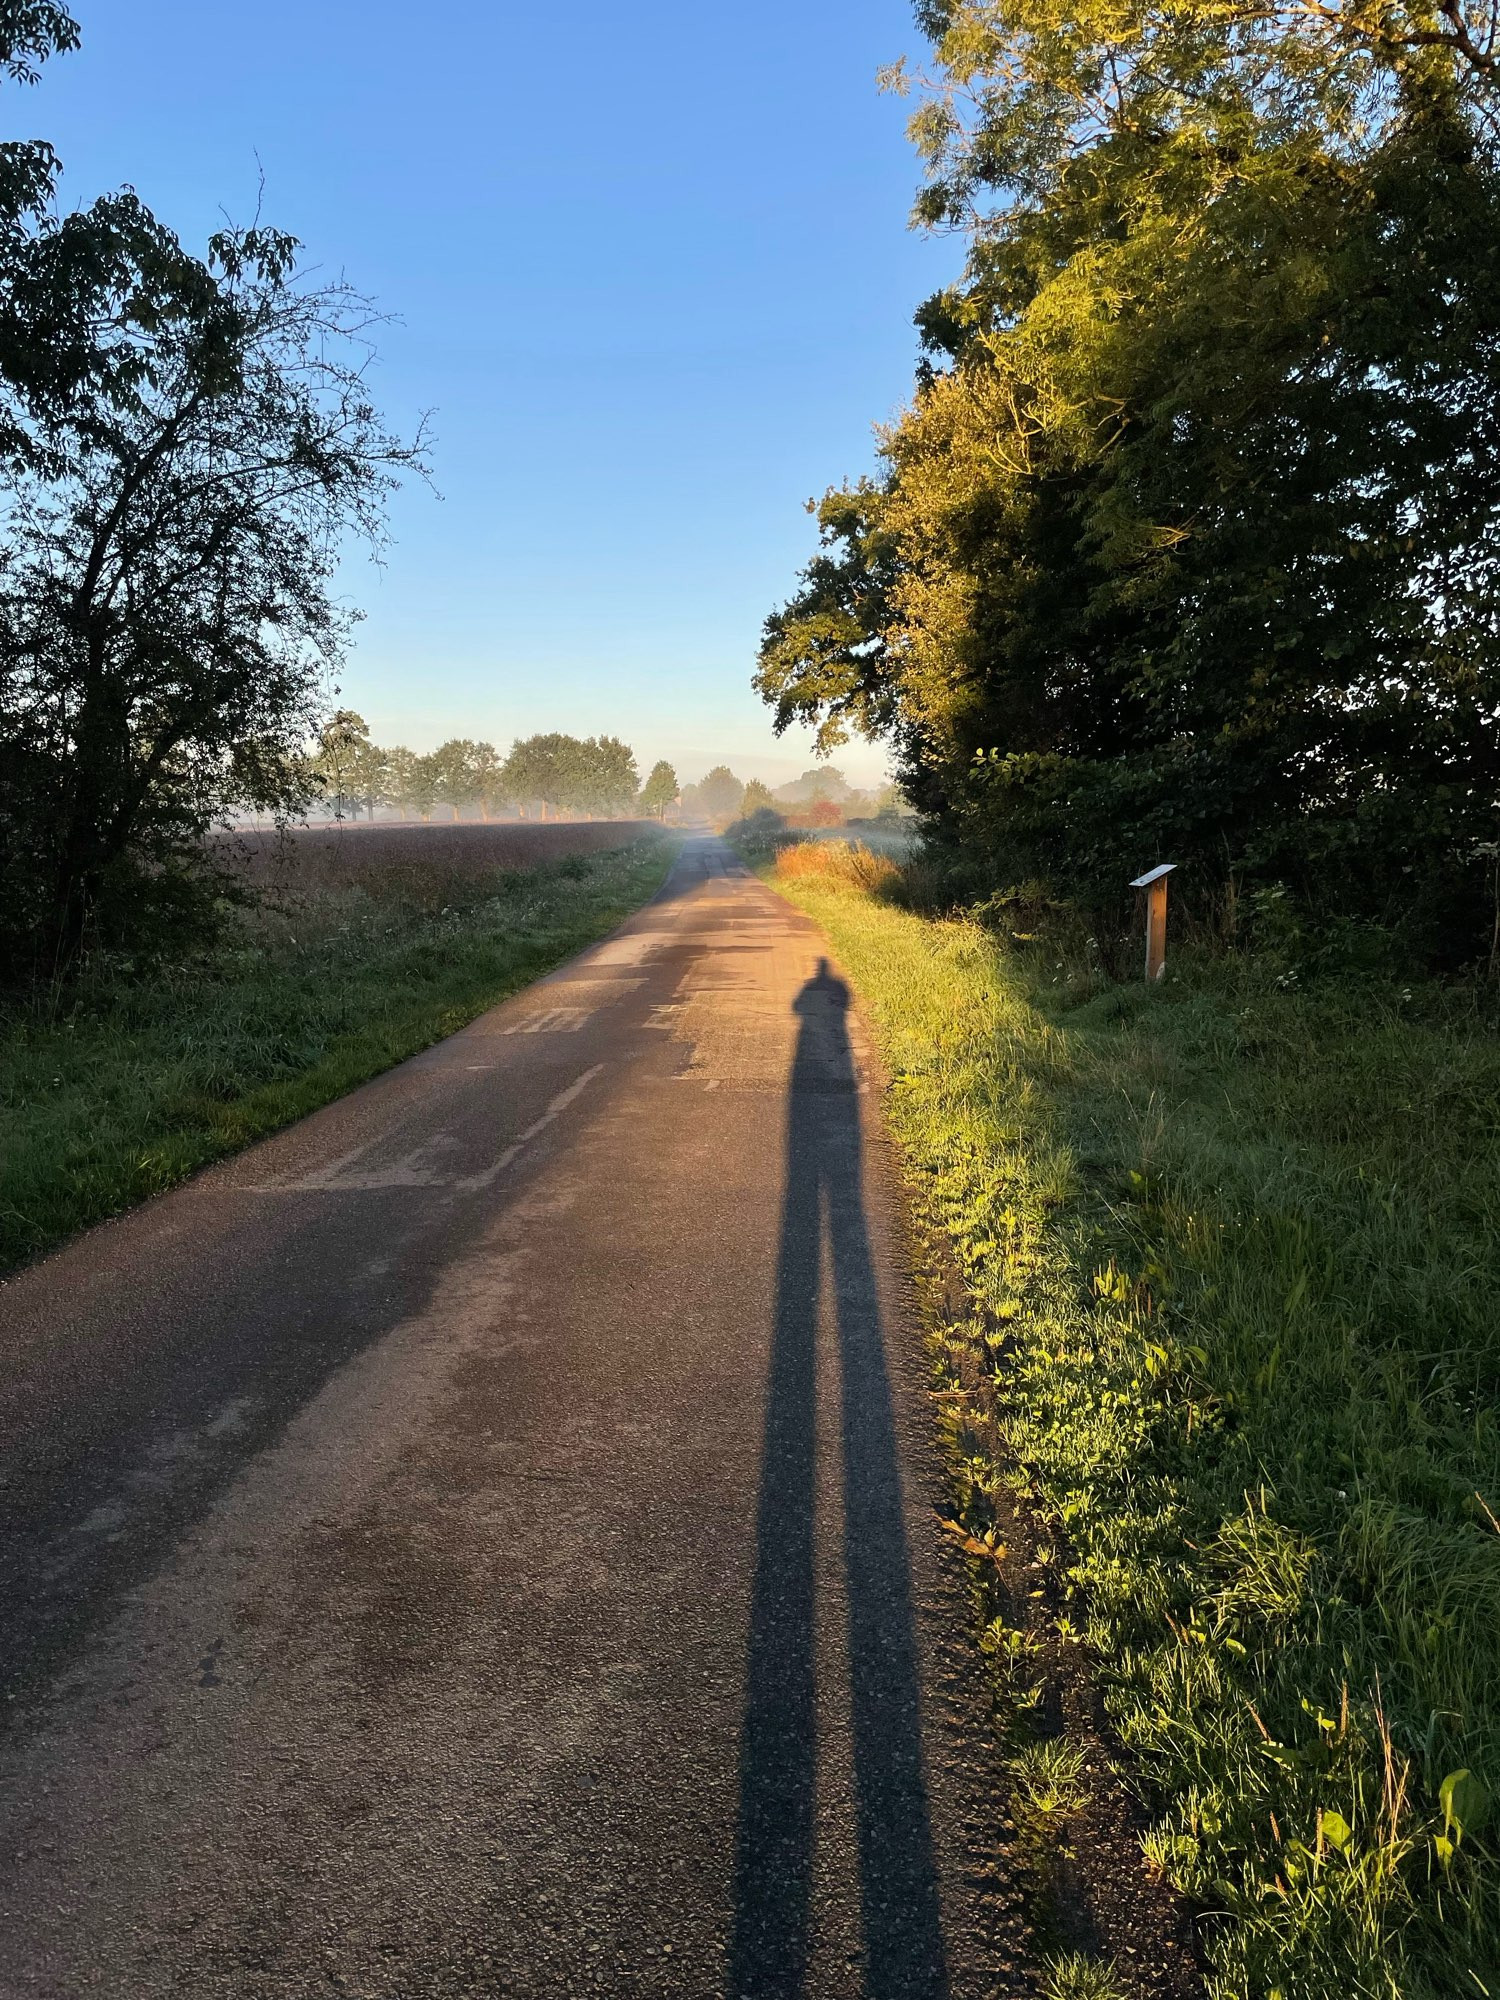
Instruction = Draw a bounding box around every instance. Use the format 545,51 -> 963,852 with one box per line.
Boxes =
1130,863 -> 1176,981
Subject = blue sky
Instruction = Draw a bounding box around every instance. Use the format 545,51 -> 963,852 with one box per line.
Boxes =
32,2 -> 955,789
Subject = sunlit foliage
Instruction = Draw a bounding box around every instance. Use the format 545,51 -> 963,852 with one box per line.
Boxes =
759,0 -> 1500,959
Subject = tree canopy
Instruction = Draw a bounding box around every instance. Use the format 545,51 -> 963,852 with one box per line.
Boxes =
313,712 -> 380,819
696,765 -> 745,822
757,0 -> 1500,960
500,733 -> 640,817
306,731 -> 656,823
640,759 -> 679,818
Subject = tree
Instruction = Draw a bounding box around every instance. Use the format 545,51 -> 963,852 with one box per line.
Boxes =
348,733 -> 387,820
740,778 -> 776,816
431,738 -> 482,821
570,734 -> 639,817
640,758 -> 679,819
501,733 -> 577,817
0,14 -> 425,977
757,0 -> 1500,958
499,731 -> 639,817
755,484 -> 900,755
774,766 -> 850,806
697,765 -> 744,823
384,745 -> 416,820
0,2 -> 81,468
470,740 -> 506,820
313,710 -> 373,820
405,754 -> 440,823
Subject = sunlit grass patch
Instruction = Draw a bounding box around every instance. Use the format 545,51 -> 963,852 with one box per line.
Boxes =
766,839 -> 1500,2000
772,835 -> 903,896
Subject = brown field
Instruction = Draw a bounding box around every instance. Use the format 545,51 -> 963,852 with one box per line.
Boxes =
217,819 -> 659,899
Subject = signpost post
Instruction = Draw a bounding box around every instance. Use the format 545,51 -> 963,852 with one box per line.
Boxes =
1130,864 -> 1176,982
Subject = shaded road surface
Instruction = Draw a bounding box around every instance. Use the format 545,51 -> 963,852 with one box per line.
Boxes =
0,838 -> 1025,1998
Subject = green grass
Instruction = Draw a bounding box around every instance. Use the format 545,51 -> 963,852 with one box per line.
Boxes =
0,832 -> 675,1272
1043,1953 -> 1129,2000
766,842 -> 1500,2000
1014,1736 -> 1090,1817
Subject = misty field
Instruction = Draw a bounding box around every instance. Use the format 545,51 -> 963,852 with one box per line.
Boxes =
220,817 -> 658,891
1,823 -> 673,1272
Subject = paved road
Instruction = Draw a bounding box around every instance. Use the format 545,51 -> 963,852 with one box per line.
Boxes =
0,837 -> 1024,1998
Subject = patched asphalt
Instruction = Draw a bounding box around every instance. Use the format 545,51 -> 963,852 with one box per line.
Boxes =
0,836 -> 1029,1998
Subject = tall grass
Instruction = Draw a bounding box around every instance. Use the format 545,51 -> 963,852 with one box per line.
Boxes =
0,831 -> 674,1271
768,841 -> 1500,2000
772,838 -> 903,895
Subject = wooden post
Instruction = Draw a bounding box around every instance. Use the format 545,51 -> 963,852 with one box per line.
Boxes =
1130,864 -> 1177,981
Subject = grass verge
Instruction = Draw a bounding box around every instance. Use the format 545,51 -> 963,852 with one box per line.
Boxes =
1,831 -> 675,1273
764,839 -> 1499,2000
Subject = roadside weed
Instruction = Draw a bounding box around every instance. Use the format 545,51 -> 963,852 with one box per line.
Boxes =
1042,1951 -> 1128,2000
1014,1737 -> 1088,1815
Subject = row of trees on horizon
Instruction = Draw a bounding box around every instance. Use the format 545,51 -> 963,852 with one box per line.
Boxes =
311,715 -> 654,822
681,764 -> 906,828
310,712 -> 906,829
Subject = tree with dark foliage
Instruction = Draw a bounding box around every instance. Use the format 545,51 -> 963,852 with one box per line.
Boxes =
0,5 -> 425,981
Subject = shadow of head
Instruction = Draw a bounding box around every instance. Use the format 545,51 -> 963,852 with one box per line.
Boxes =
793,956 -> 849,1019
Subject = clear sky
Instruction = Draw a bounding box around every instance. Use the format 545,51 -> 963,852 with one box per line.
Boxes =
31,2 -> 955,790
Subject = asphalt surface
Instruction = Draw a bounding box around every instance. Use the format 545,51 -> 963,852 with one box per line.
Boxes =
0,836 -> 1025,1998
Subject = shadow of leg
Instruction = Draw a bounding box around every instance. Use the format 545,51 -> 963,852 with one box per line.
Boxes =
731,962 -> 947,1999
822,993 -> 949,2000
728,1083 -> 821,1997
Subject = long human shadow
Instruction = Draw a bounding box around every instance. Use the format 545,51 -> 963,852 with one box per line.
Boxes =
729,959 -> 948,1999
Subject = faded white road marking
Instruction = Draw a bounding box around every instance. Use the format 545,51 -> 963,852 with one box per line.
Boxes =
581,931 -> 675,967
241,1066 -> 606,1194
458,1064 -> 606,1191
72,1396 -> 264,1540
534,975 -> 647,997
275,1136 -> 385,1192
502,1006 -> 591,1035
313,1133 -> 464,1191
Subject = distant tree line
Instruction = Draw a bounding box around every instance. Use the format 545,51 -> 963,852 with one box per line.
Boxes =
309,732 -> 905,832
311,715 -> 660,823
677,762 -> 907,828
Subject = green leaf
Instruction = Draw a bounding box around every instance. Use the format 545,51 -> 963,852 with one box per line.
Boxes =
1319,1809 -> 1353,1852
1441,1769 -> 1491,1843
1261,1742 -> 1303,1770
